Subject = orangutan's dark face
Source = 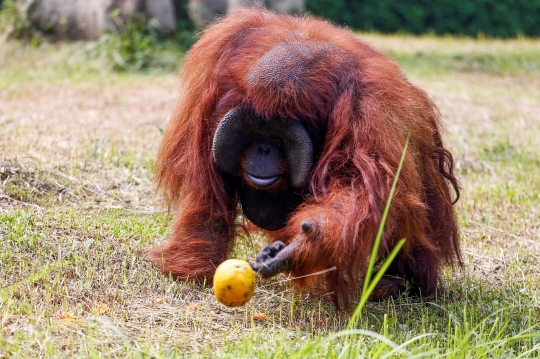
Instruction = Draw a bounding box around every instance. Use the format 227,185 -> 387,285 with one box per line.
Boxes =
212,107 -> 316,230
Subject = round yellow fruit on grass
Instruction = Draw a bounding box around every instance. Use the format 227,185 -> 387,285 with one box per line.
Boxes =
213,259 -> 255,307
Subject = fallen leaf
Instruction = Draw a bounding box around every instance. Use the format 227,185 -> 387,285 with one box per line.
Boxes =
155,298 -> 164,304
187,303 -> 200,311
253,312 -> 268,320
59,312 -> 73,320
92,303 -> 112,315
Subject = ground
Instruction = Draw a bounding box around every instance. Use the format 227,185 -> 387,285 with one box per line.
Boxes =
1,34 -> 539,357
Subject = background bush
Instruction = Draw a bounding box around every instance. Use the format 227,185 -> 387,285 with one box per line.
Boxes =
0,1 -> 197,72
306,0 -> 540,38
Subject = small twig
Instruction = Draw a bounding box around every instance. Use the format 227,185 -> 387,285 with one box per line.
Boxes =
271,266 -> 337,285
468,219 -> 524,240
53,170 -> 81,184
0,194 -> 44,211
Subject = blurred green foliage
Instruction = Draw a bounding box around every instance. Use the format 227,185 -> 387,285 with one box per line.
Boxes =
89,12 -> 196,72
0,2 -> 197,72
98,12 -> 163,71
0,0 -> 40,43
307,0 -> 540,38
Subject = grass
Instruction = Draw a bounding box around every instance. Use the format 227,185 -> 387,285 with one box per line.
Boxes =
1,32 -> 540,357
361,33 -> 540,76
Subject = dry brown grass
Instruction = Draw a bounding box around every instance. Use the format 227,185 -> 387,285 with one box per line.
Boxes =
1,35 -> 540,357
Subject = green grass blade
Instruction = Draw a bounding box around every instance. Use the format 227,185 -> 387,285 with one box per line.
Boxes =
0,260 -> 68,297
291,329 -> 400,359
347,238 -> 407,329
348,135 -> 410,329
362,134 -> 410,297
361,239 -> 406,307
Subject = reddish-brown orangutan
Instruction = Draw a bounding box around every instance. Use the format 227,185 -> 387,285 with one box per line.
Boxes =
149,9 -> 461,307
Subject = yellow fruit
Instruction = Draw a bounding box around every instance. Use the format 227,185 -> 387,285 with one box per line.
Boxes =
213,259 -> 255,307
